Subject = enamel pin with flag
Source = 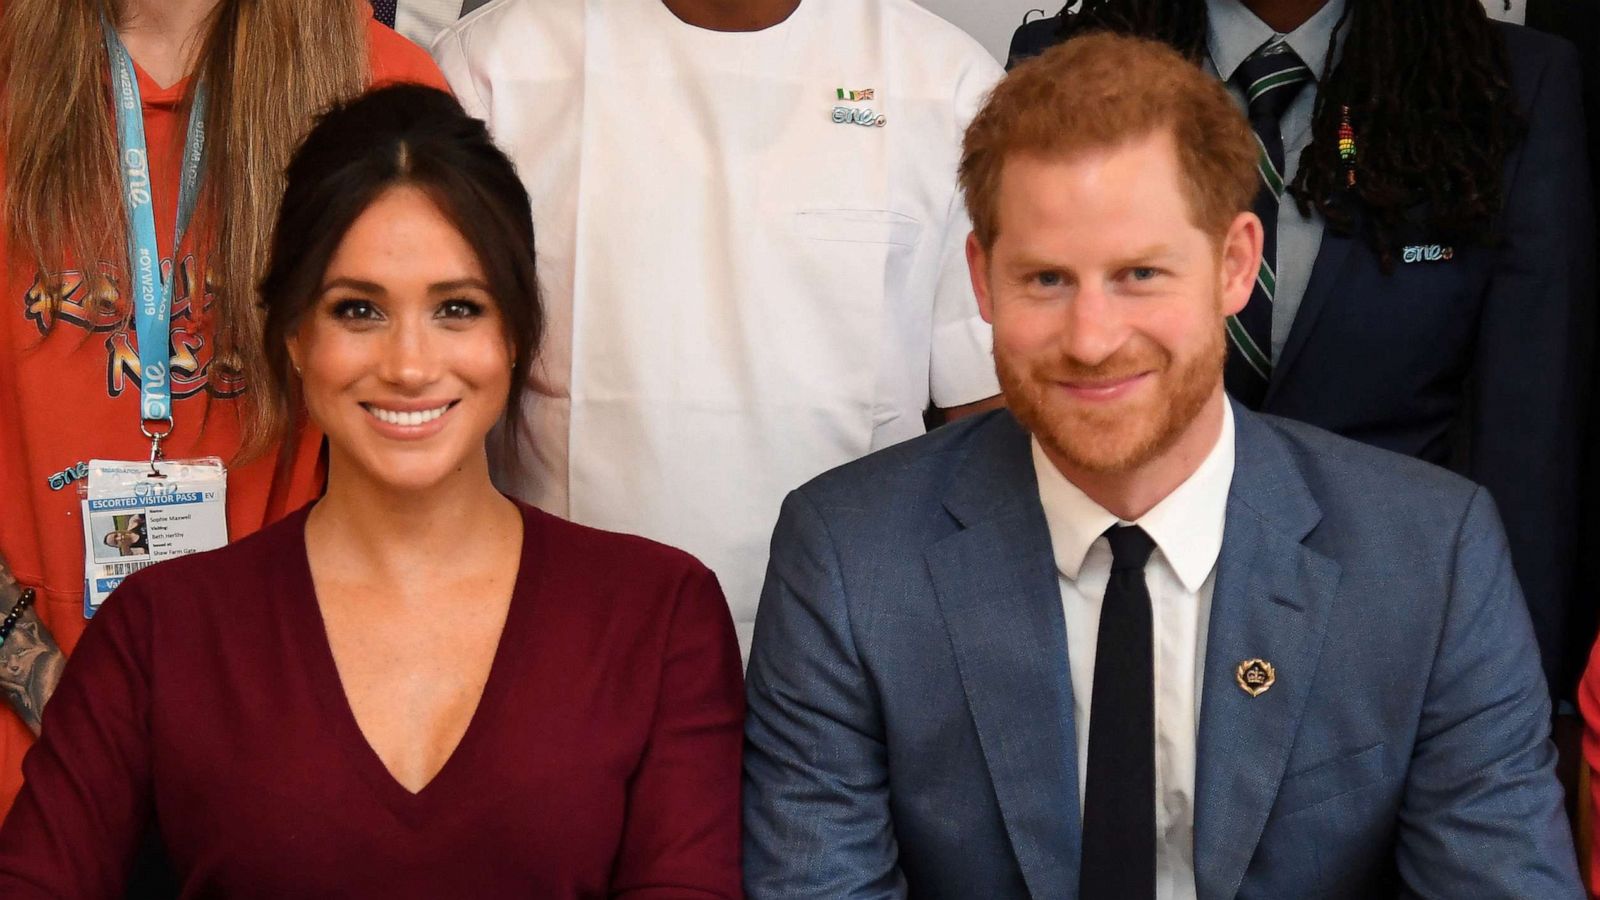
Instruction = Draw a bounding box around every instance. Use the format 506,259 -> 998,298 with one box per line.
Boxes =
831,87 -> 885,127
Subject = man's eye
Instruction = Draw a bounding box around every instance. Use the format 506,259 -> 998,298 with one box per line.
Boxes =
332,299 -> 378,320
1129,267 -> 1159,281
1035,271 -> 1064,287
438,299 -> 485,320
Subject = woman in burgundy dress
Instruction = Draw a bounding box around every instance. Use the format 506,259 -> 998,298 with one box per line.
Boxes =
0,84 -> 745,898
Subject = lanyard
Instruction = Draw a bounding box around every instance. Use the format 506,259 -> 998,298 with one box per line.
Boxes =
103,21 -> 207,461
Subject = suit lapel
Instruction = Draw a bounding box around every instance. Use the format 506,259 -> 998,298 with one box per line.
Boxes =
1193,407 -> 1342,900
927,414 -> 1079,900
1264,226 -> 1356,406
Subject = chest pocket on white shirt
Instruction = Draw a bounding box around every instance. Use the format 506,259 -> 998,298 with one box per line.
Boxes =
791,208 -> 922,246
770,207 -> 925,424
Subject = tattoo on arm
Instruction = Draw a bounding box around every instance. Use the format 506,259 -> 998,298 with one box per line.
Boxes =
0,556 -> 65,735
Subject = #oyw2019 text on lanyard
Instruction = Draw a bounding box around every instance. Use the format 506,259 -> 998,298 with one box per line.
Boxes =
83,25 -> 229,620
104,20 -> 207,460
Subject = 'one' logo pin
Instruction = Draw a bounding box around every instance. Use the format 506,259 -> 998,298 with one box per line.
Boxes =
832,106 -> 886,128
1401,244 -> 1454,264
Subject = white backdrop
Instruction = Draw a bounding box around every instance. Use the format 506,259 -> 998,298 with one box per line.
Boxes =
913,0 -> 1527,64
912,0 -> 1056,63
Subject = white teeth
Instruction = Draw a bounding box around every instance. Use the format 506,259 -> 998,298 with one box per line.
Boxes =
366,403 -> 451,427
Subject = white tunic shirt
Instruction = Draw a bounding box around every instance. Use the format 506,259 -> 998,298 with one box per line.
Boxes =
433,0 -> 1001,652
1032,402 -> 1236,900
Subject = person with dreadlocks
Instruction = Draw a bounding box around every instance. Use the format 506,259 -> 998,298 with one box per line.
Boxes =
1012,0 -> 1594,713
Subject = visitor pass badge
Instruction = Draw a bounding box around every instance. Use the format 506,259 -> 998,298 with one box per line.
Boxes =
79,457 -> 229,617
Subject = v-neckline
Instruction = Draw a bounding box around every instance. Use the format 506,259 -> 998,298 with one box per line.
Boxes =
127,49 -> 193,102
289,501 -> 543,812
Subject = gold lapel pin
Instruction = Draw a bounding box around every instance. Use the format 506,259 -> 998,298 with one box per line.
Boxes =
1236,659 -> 1276,697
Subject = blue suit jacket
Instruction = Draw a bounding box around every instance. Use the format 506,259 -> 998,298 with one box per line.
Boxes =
744,406 -> 1581,899
1010,17 -> 1595,702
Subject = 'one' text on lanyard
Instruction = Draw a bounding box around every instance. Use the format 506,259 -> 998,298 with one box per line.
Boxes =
103,20 -> 208,452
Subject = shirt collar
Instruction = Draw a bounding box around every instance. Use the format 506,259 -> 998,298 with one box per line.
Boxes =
1205,0 -> 1348,84
1032,401 -> 1236,594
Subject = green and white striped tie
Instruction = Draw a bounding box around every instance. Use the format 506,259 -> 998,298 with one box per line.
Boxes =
1224,38 -> 1313,408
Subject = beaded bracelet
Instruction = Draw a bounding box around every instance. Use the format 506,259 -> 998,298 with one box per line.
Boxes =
0,588 -> 36,646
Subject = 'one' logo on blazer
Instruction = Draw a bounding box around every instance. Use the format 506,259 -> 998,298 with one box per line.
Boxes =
1401,244 -> 1455,264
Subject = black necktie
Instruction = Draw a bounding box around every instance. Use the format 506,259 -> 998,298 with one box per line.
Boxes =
1079,525 -> 1157,900
371,0 -> 398,28
1223,39 -> 1313,409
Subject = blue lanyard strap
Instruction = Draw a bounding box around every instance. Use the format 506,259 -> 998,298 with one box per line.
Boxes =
103,21 -> 207,444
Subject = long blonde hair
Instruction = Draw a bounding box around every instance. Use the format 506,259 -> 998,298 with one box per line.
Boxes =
1,0 -> 369,450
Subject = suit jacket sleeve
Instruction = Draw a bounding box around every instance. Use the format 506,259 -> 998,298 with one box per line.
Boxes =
743,490 -> 908,900
1470,33 -> 1594,700
1394,487 -> 1582,898
0,578 -> 156,898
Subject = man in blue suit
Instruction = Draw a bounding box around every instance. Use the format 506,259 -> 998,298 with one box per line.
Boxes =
1007,0 -> 1594,710
744,32 -> 1582,899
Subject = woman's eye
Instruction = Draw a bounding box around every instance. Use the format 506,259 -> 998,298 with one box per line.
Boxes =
332,299 -> 378,320
438,298 -> 486,320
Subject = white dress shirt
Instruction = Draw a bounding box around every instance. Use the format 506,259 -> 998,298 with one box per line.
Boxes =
1032,402 -> 1236,900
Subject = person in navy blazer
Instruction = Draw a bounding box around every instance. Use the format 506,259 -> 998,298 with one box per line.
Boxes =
1009,0 -> 1595,706
1524,0 -> 1600,720
744,32 -> 1581,899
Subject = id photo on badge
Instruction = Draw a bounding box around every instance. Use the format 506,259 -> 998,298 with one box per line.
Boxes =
89,513 -> 150,562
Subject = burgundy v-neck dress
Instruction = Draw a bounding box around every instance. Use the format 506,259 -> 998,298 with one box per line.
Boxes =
0,502 -> 745,898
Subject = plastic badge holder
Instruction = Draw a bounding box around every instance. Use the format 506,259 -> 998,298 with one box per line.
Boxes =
78,457 -> 228,617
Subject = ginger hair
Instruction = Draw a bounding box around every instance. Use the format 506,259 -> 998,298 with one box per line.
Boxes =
961,31 -> 1258,250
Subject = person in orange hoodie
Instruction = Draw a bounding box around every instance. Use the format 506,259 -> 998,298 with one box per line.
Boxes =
1577,660 -> 1600,889
0,0 -> 447,820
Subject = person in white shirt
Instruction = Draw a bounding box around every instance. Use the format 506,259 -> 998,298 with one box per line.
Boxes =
432,0 -> 1003,653
743,32 -> 1579,899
